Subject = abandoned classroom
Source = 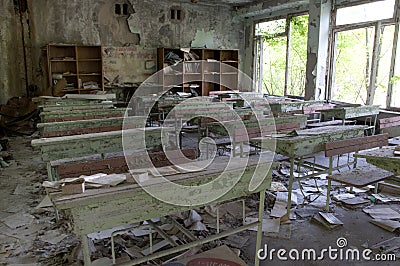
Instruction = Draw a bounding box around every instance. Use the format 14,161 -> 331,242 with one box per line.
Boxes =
1,0 -> 400,265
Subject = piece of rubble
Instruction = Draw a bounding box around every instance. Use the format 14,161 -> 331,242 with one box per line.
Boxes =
1,212 -> 35,229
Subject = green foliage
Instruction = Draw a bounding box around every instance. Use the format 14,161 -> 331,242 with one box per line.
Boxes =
257,15 -> 309,96
390,75 -> 400,85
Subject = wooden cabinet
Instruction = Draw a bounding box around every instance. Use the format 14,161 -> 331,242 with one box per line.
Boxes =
47,44 -> 104,94
157,48 -> 239,96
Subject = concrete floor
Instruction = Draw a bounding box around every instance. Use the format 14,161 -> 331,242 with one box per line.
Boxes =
0,134 -> 399,265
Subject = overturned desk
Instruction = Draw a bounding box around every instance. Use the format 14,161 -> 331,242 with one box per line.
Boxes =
49,155 -> 275,265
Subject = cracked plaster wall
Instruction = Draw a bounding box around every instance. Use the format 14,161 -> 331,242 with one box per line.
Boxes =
0,0 -> 242,101
0,0 -> 27,104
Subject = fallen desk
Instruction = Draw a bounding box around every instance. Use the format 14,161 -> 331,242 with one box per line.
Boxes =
355,146 -> 400,175
50,155 -> 276,265
250,125 -> 367,214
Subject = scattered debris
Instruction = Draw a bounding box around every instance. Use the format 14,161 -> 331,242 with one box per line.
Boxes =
371,237 -> 400,252
1,212 -> 35,229
370,219 -> 400,232
311,212 -> 343,230
363,207 -> 400,220
39,230 -> 68,245
340,197 -> 370,208
264,222 -> 292,239
371,193 -> 400,203
35,195 -> 53,209
270,181 -> 287,192
295,206 -> 320,219
332,193 -> 355,201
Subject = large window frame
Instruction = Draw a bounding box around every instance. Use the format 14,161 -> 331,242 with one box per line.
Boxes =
253,13 -> 308,97
328,0 -> 399,108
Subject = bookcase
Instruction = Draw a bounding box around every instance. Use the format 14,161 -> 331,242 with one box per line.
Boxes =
157,48 -> 239,96
47,44 -> 104,94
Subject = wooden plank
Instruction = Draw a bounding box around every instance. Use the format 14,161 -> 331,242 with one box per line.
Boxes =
38,116 -> 147,137
31,127 -> 173,161
40,102 -> 114,111
327,165 -> 393,187
64,94 -> 116,100
319,105 -> 380,120
302,104 -> 335,114
52,149 -> 196,180
325,134 -> 388,157
40,108 -> 128,123
379,116 -> 400,129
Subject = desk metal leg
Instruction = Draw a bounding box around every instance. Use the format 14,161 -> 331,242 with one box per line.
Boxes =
255,189 -> 266,266
325,156 -> 333,212
81,234 -> 91,266
286,158 -> 295,215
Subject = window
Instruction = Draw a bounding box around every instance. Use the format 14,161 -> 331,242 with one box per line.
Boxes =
329,0 -> 398,108
336,0 -> 395,26
115,3 -> 121,15
115,2 -> 130,16
170,7 -> 183,22
254,14 -> 308,97
331,27 -> 375,104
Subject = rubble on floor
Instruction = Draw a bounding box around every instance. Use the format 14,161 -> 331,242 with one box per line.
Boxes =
2,134 -> 400,264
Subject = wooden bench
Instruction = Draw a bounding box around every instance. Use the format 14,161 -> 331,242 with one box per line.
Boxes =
39,108 -> 128,123
49,149 -> 196,181
37,116 -> 147,137
324,133 -> 392,211
379,116 -> 400,138
302,104 -> 335,124
39,102 -> 114,112
32,127 -> 174,181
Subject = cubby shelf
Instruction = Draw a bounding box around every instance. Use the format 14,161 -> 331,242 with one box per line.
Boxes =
157,48 -> 239,96
47,44 -> 104,94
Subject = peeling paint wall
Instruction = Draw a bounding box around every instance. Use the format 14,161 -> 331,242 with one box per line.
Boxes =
1,0 -> 242,100
0,0 -> 27,104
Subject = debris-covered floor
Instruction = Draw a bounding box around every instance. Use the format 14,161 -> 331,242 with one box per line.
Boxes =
0,135 -> 399,265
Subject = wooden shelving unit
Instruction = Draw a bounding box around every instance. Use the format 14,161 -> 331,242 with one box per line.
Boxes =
47,44 -> 104,94
157,48 -> 239,96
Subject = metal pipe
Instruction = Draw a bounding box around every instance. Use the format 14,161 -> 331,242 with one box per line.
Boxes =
254,190 -> 266,266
